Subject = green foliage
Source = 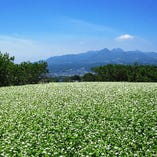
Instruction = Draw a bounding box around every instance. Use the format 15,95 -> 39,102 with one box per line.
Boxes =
70,75 -> 81,82
17,61 -> 48,85
0,52 -> 48,86
0,52 -> 15,86
0,82 -> 156,156
90,63 -> 157,82
49,75 -> 81,82
82,73 -> 96,81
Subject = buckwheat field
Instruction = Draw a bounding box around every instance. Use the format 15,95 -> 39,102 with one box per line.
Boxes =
0,82 -> 156,156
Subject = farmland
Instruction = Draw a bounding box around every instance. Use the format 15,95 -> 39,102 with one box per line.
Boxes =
0,82 -> 157,156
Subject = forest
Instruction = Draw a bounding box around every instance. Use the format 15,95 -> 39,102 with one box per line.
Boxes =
82,64 -> 157,82
0,52 -> 48,86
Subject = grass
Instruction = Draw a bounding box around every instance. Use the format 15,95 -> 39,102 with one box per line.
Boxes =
0,82 -> 157,156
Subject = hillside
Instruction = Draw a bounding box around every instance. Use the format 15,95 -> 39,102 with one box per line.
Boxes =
47,48 -> 157,76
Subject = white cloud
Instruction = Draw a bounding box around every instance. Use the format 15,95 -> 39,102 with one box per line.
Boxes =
116,34 -> 134,41
55,16 -> 118,36
0,35 -> 56,63
68,18 -> 115,33
0,35 -> 109,63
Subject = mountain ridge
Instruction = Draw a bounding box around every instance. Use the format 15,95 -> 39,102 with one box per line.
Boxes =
47,48 -> 157,76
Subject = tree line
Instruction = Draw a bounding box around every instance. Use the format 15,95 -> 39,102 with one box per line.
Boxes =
48,63 -> 157,82
0,52 -> 48,86
1,52 -> 157,86
82,63 -> 157,82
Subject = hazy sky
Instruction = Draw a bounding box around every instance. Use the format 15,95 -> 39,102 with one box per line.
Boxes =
0,0 -> 157,62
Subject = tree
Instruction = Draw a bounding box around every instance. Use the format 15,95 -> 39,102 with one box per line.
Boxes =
0,52 -> 48,86
82,73 -> 96,81
0,52 -> 15,86
71,75 -> 81,82
90,63 -> 157,82
18,61 -> 48,84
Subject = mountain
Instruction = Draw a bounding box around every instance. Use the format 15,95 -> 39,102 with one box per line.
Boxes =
47,48 -> 157,76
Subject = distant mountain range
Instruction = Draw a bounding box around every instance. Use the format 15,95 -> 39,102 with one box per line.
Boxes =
47,48 -> 157,76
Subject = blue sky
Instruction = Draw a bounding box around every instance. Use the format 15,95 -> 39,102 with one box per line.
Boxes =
0,0 -> 157,62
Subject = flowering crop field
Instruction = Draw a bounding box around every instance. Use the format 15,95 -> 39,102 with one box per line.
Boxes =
0,82 -> 157,156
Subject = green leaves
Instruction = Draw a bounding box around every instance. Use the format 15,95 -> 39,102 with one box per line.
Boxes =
0,52 -> 48,86
0,82 -> 156,156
